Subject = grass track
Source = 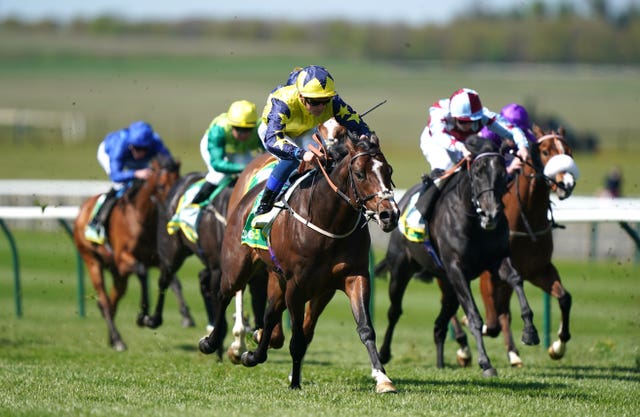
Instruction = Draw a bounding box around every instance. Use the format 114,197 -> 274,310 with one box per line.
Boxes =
0,230 -> 638,417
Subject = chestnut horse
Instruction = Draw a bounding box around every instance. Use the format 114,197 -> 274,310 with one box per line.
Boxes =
72,155 -> 191,351
375,136 -> 540,377
477,125 -> 579,366
199,130 -> 400,392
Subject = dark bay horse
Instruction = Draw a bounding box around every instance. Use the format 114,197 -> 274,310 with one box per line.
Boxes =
143,171 -> 268,360
199,129 -> 400,392
72,155 -> 192,351
477,125 -> 579,366
375,135 -> 540,377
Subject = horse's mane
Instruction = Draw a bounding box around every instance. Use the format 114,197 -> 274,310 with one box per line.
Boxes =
327,130 -> 379,162
465,134 -> 498,156
154,153 -> 180,172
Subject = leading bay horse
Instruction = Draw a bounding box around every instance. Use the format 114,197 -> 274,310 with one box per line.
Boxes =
199,129 -> 400,392
72,154 -> 193,351
477,125 -> 579,366
375,135 -> 540,377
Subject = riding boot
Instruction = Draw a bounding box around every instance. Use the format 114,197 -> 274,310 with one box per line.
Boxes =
85,188 -> 117,244
415,169 -> 446,221
254,188 -> 278,216
191,181 -> 216,206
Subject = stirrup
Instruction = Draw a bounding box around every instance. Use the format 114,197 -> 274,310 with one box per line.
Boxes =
251,206 -> 278,229
85,224 -> 106,245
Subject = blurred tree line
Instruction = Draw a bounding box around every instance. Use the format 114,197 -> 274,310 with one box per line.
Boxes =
2,0 -> 639,64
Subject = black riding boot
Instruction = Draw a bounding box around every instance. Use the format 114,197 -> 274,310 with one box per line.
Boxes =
191,181 -> 216,205
255,188 -> 278,216
414,169 -> 446,221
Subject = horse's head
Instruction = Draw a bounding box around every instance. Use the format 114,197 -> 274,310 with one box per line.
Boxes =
532,125 -> 579,200
149,154 -> 181,202
466,135 -> 507,230
328,131 -> 399,232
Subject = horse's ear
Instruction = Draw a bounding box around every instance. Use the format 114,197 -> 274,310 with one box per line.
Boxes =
369,132 -> 380,147
558,126 -> 566,137
532,124 -> 543,138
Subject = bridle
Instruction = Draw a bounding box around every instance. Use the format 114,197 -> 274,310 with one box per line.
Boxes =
468,151 -> 505,216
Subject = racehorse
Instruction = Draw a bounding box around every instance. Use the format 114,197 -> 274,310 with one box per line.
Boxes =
375,135 -> 540,377
476,125 -> 578,366
143,171 -> 268,358
199,128 -> 400,392
72,154 -> 191,351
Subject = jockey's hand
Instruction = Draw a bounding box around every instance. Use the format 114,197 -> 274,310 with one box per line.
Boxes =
134,168 -> 152,179
507,158 -> 523,175
359,134 -> 369,141
302,150 -> 315,162
461,147 -> 472,161
516,146 -> 529,162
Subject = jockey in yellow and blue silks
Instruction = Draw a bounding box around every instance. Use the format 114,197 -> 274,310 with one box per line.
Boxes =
251,65 -> 372,226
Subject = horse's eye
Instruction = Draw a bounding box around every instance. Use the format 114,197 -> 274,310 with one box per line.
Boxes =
355,171 -> 366,180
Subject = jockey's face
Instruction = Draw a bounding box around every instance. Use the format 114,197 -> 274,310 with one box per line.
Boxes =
456,118 -> 480,133
232,126 -> 252,141
301,95 -> 330,117
129,145 -> 149,160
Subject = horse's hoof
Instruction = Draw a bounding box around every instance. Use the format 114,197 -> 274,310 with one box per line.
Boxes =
198,337 -> 216,355
227,346 -> 242,365
181,316 -> 196,328
548,340 -> 566,360
112,341 -> 127,352
481,367 -> 498,378
143,315 -> 162,329
376,381 -> 398,394
521,327 -> 540,346
253,328 -> 262,344
241,351 -> 258,368
508,350 -> 523,368
456,347 -> 472,367
136,314 -> 147,327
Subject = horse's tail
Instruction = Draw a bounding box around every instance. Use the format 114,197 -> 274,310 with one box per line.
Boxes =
374,257 -> 389,279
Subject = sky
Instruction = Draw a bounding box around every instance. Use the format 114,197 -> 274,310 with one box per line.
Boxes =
0,0 -> 636,26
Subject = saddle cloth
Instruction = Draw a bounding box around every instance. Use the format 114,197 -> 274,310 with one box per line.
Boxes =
398,189 -> 427,243
166,179 -> 207,243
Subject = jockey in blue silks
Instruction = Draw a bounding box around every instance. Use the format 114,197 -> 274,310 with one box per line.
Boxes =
251,65 -> 372,227
85,120 -> 172,244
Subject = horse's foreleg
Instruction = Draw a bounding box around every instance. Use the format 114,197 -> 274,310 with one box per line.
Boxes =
498,257 -> 539,346
227,290 -> 248,364
346,274 -> 396,394
303,289 -> 336,346
285,285 -> 308,390
449,315 -> 472,367
434,279 -> 460,369
242,274 -> 285,367
107,270 -> 130,351
379,260 -> 414,365
447,265 -> 497,377
168,275 -> 196,328
135,265 -> 150,326
143,267 -> 171,329
533,264 -> 571,359
248,270 -> 268,330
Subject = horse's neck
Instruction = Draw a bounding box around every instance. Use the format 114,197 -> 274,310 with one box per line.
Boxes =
511,164 -> 550,220
299,162 -> 358,223
131,180 -> 157,218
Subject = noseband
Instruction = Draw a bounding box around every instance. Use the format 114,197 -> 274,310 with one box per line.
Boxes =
348,150 -> 395,211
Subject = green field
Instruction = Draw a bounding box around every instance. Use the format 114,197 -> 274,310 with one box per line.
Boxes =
0,32 -> 639,196
0,230 -> 638,417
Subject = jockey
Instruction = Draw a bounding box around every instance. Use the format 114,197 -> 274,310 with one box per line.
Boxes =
251,65 -> 372,227
479,102 -> 536,170
415,88 -> 530,220
185,100 -> 264,207
85,120 -> 173,245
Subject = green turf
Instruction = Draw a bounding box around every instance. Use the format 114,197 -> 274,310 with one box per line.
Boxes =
0,230 -> 638,417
